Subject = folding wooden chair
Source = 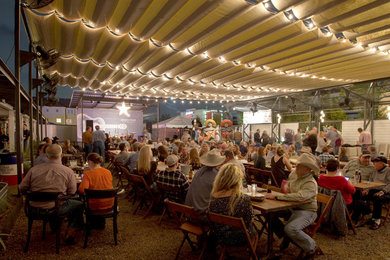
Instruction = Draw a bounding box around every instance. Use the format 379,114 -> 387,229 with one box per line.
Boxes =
380,202 -> 390,227
128,173 -> 157,218
157,183 -> 183,225
207,211 -> 259,260
345,207 -> 357,235
83,188 -> 119,248
165,200 -> 208,260
246,167 -> 278,187
303,193 -> 335,255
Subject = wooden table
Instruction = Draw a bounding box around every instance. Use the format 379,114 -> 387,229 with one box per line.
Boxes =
353,181 -> 386,190
251,191 -> 311,255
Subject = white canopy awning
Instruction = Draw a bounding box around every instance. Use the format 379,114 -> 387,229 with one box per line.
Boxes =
153,116 -> 192,129
25,0 -> 390,102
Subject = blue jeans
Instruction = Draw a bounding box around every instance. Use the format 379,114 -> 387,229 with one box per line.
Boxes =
284,210 -> 317,253
84,143 -> 93,158
93,141 -> 105,162
58,199 -> 84,230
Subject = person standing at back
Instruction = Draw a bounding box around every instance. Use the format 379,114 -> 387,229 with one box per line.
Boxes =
254,129 -> 261,144
233,128 -> 242,145
82,126 -> 93,159
92,125 -> 106,163
357,128 -> 372,152
261,130 -> 270,147
294,129 -> 303,155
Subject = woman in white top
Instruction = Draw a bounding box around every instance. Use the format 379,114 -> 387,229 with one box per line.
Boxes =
315,131 -> 328,155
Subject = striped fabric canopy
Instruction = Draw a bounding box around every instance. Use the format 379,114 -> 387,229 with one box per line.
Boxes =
25,0 -> 390,102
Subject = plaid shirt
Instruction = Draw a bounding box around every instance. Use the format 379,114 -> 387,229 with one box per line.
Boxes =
156,169 -> 189,202
318,153 -> 335,166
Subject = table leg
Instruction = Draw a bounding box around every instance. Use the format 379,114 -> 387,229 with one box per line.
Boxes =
267,212 -> 272,255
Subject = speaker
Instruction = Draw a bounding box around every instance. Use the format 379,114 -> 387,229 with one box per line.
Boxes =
86,120 -> 93,130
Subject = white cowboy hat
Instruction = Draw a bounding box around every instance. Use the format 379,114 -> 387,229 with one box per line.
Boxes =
200,149 -> 226,167
296,153 -> 320,174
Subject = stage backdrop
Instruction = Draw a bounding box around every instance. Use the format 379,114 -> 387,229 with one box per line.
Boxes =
76,108 -> 143,141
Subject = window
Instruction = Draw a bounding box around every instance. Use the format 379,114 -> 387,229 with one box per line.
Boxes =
56,118 -> 62,123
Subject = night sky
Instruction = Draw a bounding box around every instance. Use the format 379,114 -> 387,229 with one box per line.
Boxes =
0,1 -> 224,121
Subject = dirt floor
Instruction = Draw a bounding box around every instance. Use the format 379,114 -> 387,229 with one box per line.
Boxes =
2,192 -> 390,260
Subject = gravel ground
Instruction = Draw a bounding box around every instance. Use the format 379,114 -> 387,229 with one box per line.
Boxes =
2,194 -> 390,260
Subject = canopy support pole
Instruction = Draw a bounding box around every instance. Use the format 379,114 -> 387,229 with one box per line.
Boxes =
14,0 -> 23,186
28,43 -> 34,167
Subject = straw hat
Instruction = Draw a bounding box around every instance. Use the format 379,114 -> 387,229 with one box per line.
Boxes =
200,149 -> 226,167
296,153 -> 320,174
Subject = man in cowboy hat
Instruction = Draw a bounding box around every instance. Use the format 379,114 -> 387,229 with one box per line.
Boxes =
185,149 -> 226,219
265,153 -> 319,258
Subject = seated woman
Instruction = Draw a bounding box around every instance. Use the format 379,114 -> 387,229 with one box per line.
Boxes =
179,145 -> 189,164
157,145 -> 169,171
137,145 -> 157,185
338,147 -> 349,162
288,145 -> 297,157
188,148 -> 202,170
34,143 -> 49,165
209,163 -> 256,246
63,140 -> 78,155
271,146 -> 292,187
232,144 -> 244,159
318,159 -> 356,217
254,146 -> 266,170
78,153 -> 113,229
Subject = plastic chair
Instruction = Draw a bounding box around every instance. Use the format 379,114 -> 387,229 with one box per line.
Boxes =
207,211 -> 259,260
165,200 -> 208,260
83,188 -> 119,248
23,191 -> 62,254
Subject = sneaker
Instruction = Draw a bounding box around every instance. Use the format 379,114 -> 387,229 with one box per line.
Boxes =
369,219 -> 381,230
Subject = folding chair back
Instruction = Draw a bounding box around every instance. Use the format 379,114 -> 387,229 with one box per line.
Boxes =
307,193 -> 335,237
165,200 -> 207,260
128,173 -> 157,218
246,167 -> 278,186
207,211 -> 258,260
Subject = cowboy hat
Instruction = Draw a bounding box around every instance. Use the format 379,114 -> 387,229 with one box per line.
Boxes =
296,153 -> 320,174
200,149 -> 226,167
299,146 -> 312,154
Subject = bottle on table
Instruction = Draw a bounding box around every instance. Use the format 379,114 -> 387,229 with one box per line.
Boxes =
267,178 -> 272,193
354,169 -> 361,184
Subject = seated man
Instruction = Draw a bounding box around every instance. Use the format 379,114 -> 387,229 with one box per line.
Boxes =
19,144 -> 84,245
265,153 -> 319,258
114,143 -> 130,164
342,150 -> 375,181
362,156 -> 390,230
155,155 -> 189,202
318,146 -> 335,166
223,150 -> 245,176
124,142 -> 141,171
185,149 -> 226,220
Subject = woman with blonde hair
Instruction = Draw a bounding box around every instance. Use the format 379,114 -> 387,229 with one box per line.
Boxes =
232,144 -> 243,159
188,148 -> 201,170
137,145 -> 157,185
209,163 -> 256,246
264,143 -> 271,156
